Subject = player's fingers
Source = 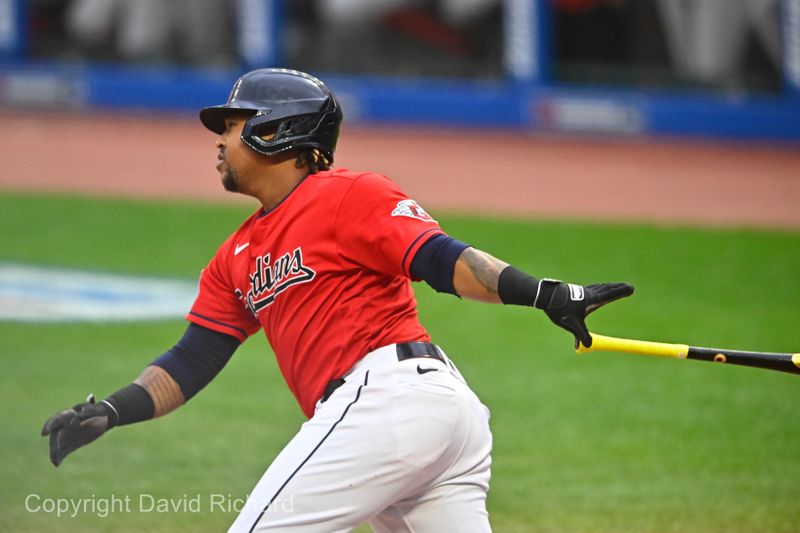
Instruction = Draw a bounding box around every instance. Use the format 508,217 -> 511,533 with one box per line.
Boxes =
595,282 -> 634,302
49,430 -> 65,467
585,283 -> 634,314
41,409 -> 74,436
552,314 -> 592,348
570,317 -> 592,348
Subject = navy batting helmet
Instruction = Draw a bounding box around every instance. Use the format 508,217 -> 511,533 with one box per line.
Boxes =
200,68 -> 342,163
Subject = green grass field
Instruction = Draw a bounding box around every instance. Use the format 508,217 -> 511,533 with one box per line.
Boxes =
1,192 -> 798,532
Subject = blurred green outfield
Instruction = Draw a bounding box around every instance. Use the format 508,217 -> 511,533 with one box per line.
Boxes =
1,192 -> 798,533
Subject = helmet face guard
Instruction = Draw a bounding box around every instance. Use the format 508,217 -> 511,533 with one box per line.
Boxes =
199,69 -> 342,163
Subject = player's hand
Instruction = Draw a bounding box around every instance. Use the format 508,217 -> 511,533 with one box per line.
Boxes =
41,395 -> 110,467
534,280 -> 634,348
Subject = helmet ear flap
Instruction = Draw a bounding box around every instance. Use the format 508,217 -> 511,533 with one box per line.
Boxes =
240,118 -> 292,156
241,113 -> 281,155
242,113 -> 329,157
280,116 -> 319,141
275,117 -> 306,139
241,112 -> 274,139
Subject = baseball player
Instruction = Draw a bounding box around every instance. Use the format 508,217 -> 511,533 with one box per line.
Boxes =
42,68 -> 633,532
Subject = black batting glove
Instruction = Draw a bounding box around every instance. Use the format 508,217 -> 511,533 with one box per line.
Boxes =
534,279 -> 634,348
41,394 -> 112,467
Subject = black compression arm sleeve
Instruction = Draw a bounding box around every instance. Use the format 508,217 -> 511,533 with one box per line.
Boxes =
498,266 -> 545,307
409,234 -> 470,295
102,383 -> 154,428
151,323 -> 240,401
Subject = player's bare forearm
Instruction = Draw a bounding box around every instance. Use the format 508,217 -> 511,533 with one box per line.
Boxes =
453,247 -> 509,303
134,366 -> 185,417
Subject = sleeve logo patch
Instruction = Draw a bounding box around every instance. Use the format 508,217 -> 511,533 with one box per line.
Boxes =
391,199 -> 436,223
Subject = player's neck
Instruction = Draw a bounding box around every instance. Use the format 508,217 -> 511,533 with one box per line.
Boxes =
251,159 -> 310,212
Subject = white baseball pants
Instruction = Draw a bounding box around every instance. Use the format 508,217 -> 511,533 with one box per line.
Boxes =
228,344 -> 493,532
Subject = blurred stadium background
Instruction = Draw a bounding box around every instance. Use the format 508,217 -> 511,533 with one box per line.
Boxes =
2,0 -> 800,139
1,1 -> 799,532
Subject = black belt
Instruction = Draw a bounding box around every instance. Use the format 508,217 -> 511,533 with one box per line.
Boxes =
320,342 -> 443,403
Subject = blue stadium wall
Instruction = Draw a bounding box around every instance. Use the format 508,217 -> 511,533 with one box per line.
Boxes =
1,0 -> 799,142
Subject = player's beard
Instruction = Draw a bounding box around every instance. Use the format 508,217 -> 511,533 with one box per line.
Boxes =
221,167 -> 239,192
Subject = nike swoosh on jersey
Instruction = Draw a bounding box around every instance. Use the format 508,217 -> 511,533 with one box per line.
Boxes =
416,365 -> 438,375
234,243 -> 250,255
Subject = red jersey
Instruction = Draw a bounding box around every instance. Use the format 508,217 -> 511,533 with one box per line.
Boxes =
188,169 -> 444,417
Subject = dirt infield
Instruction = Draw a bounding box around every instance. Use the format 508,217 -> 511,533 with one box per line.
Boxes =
2,110 -> 799,229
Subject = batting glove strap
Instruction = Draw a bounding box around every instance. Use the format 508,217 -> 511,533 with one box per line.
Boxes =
532,278 -> 564,309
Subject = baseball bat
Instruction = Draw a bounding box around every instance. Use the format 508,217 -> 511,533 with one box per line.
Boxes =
576,333 -> 800,375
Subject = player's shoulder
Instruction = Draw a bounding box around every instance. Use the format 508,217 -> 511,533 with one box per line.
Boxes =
320,168 -> 401,192
311,168 -> 394,186
308,168 -> 401,204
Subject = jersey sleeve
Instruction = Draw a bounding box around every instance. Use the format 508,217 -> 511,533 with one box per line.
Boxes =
187,243 -> 261,343
335,173 -> 444,277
